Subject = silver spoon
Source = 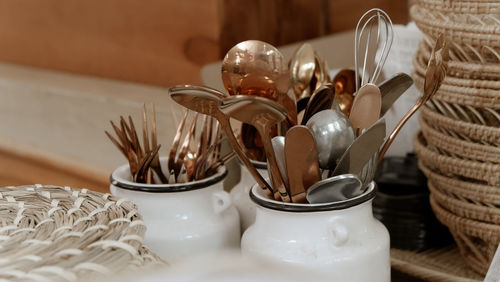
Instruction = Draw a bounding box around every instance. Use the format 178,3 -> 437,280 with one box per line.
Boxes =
306,174 -> 362,203
305,109 -> 355,170
271,136 -> 288,192
220,95 -> 290,202
168,85 -> 274,195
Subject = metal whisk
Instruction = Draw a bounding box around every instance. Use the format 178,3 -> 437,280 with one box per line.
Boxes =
354,8 -> 394,92
353,8 -> 393,188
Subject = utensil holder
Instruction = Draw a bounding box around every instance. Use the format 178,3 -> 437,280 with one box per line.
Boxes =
241,181 -> 390,282
110,157 -> 240,262
229,159 -> 268,233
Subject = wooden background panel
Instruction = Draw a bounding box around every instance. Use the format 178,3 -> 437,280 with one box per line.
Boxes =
0,143 -> 108,193
0,0 -> 408,88
0,0 -> 219,86
218,0 -> 409,57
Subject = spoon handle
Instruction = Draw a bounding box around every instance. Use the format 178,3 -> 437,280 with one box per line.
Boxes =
377,101 -> 421,165
217,114 -> 274,195
261,127 -> 291,202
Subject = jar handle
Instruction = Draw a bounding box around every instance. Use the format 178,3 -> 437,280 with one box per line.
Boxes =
329,220 -> 349,247
212,191 -> 232,215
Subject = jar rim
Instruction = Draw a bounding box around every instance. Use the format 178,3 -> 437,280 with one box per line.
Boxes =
110,157 -> 227,193
250,180 -> 377,212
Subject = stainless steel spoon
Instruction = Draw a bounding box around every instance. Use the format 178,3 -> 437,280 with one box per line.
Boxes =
271,136 -> 288,191
220,95 -> 290,202
306,109 -> 355,170
168,85 -> 274,195
306,174 -> 362,203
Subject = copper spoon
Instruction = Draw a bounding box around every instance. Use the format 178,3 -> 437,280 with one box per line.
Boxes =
221,39 -> 297,127
168,85 -> 274,195
377,34 -> 449,164
349,83 -> 382,135
285,125 -> 321,203
220,95 -> 291,202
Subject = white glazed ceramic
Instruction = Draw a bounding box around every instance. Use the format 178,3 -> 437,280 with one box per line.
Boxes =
229,160 -> 268,232
110,158 -> 240,262
241,181 -> 390,282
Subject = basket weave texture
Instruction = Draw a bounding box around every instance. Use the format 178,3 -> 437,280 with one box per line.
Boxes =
411,1 -> 500,275
0,185 -> 165,281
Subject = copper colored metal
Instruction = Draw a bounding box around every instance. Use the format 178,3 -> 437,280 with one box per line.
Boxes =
284,125 -> 320,203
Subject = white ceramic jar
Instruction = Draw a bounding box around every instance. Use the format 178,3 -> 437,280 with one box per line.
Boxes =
110,158 -> 240,262
241,181 -> 390,282
229,160 -> 268,232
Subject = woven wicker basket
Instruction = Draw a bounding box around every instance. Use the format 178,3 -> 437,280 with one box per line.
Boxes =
416,39 -> 500,79
416,0 -> 499,15
411,5 -> 500,64
0,185 -> 165,281
414,44 -> 500,88
414,132 -> 500,186
429,180 -> 500,224
430,194 -> 500,275
420,115 -> 500,163
411,5 -> 500,47
420,162 -> 500,206
421,105 -> 500,145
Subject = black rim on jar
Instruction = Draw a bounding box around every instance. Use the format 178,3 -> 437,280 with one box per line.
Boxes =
250,181 -> 377,212
110,163 -> 227,193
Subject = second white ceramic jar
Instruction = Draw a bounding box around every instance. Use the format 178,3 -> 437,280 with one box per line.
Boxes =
229,160 -> 268,232
241,181 -> 390,282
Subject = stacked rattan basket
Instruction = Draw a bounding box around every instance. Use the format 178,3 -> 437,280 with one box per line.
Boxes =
0,185 -> 165,281
411,0 -> 500,276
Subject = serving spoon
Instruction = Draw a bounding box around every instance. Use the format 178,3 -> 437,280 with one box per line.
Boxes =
221,39 -> 297,128
220,95 -> 291,202
306,174 -> 363,203
168,85 -> 274,195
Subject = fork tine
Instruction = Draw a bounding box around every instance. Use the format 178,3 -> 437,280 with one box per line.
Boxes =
111,120 -> 139,178
169,109 -> 188,173
142,103 -> 150,153
174,113 -> 198,180
127,115 -> 144,160
197,115 -> 209,158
